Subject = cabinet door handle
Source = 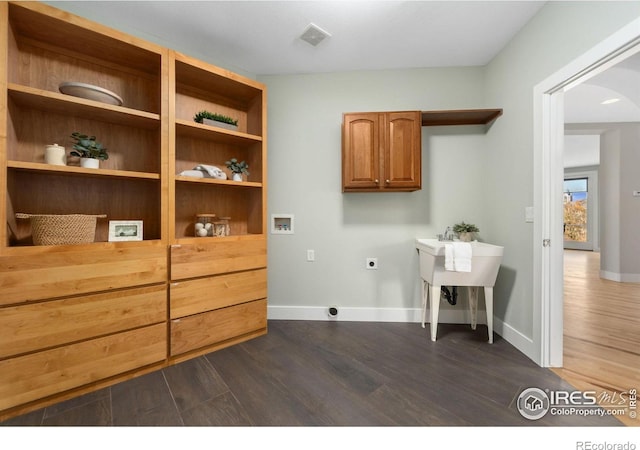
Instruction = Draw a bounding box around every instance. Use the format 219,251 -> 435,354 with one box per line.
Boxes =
374,179 -> 379,184
385,179 -> 390,184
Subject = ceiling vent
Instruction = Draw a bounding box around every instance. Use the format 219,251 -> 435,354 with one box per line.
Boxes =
300,23 -> 331,47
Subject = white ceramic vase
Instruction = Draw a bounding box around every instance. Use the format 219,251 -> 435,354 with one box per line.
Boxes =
232,172 -> 243,182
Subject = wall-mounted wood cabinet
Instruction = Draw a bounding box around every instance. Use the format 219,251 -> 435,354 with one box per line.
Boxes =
342,111 -> 422,192
342,108 -> 503,193
0,1 -> 266,421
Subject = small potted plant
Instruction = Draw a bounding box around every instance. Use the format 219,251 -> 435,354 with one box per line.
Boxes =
225,158 -> 249,181
69,132 -> 108,168
194,110 -> 238,131
453,221 -> 479,242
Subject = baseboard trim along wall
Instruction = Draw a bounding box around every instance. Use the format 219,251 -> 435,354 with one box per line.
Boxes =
600,270 -> 640,283
493,316 -> 536,362
267,305 -> 486,324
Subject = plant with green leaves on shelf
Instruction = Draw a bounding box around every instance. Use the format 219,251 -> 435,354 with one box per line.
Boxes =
193,110 -> 238,126
225,158 -> 249,176
69,132 -> 108,160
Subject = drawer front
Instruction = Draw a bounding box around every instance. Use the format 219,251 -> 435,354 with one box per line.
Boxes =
0,244 -> 167,306
170,269 -> 266,319
170,298 -> 266,356
0,284 -> 166,359
170,237 -> 266,281
0,323 -> 166,412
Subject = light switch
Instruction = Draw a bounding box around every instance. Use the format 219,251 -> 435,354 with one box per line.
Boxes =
525,206 -> 534,223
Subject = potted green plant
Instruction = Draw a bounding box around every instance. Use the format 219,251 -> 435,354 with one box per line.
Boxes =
69,132 -> 108,168
194,110 -> 238,131
225,158 -> 249,181
453,221 -> 479,242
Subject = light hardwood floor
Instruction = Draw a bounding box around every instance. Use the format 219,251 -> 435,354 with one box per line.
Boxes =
552,249 -> 640,427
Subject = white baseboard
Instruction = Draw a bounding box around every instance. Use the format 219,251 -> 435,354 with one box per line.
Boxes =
493,316 -> 537,363
600,270 -> 640,283
267,305 -> 485,324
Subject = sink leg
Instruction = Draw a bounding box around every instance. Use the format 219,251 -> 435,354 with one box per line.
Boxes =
468,287 -> 478,330
421,280 -> 428,328
430,284 -> 441,341
484,287 -> 494,344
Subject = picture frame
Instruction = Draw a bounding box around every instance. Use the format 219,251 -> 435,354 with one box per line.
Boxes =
108,220 -> 143,242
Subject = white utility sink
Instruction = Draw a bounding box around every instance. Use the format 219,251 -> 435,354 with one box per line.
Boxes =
415,238 -> 504,343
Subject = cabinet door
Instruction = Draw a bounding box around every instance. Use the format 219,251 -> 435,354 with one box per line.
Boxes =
342,113 -> 380,191
383,111 -> 422,190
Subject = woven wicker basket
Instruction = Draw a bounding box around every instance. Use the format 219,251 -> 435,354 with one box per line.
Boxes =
16,213 -> 106,245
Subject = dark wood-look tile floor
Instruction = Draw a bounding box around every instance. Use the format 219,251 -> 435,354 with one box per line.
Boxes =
1,320 -> 622,427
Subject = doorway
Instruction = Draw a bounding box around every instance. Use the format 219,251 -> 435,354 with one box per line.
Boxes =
534,18 -> 640,367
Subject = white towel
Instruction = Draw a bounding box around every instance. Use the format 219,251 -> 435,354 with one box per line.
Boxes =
179,164 -> 228,179
445,244 -> 455,271
178,169 -> 205,177
445,242 -> 472,272
195,164 -> 227,179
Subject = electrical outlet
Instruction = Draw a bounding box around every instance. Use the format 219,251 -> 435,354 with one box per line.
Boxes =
366,258 -> 378,270
307,249 -> 315,262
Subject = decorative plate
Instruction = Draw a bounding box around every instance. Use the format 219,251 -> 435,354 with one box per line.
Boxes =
59,81 -> 123,106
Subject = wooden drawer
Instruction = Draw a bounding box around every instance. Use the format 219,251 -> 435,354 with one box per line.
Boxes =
170,298 -> 266,356
0,243 -> 167,306
0,284 -> 166,359
170,237 -> 266,281
0,323 -> 166,411
170,268 -> 266,319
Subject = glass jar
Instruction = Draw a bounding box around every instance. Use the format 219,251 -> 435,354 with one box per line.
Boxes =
218,216 -> 231,236
195,213 -> 216,237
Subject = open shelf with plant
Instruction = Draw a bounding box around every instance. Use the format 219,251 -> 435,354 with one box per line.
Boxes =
171,50 -> 266,241
174,54 -> 263,137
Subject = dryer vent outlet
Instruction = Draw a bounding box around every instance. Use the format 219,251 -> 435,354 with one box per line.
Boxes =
328,306 -> 338,318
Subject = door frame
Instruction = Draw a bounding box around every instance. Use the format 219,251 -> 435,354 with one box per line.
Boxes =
533,18 -> 640,367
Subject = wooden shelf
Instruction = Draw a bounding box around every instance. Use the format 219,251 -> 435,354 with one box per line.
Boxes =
421,109 -> 503,127
175,119 -> 262,145
173,234 -> 265,246
8,1 -> 161,76
174,54 -> 264,105
175,175 -> 261,188
8,161 -> 161,180
8,84 -> 161,129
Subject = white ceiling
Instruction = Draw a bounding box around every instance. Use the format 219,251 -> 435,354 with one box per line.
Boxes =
48,1 -> 546,75
47,1 -> 640,123
564,52 -> 640,124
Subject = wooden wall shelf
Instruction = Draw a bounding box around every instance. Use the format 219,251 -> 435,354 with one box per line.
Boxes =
421,109 -> 503,127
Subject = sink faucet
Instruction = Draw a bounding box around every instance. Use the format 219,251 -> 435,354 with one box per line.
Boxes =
439,226 -> 454,241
